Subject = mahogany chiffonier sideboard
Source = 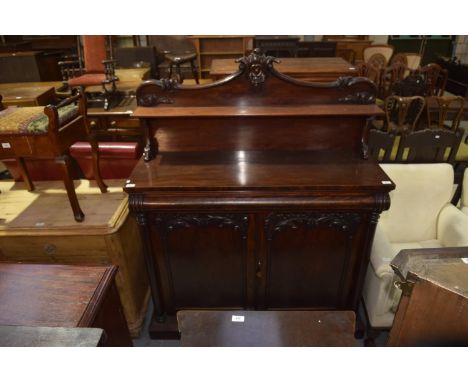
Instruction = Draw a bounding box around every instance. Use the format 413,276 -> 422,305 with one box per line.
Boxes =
125,50 -> 395,338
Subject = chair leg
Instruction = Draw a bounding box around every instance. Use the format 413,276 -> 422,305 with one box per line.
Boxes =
57,154 -> 84,222
89,133 -> 108,193
16,157 -> 34,192
175,63 -> 183,84
364,327 -> 382,347
167,64 -> 173,81
190,59 -> 199,84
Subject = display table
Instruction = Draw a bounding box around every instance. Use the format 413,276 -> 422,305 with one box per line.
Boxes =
178,310 -> 357,346
0,179 -> 149,337
210,57 -> 357,81
128,51 -> 394,339
0,263 -> 132,346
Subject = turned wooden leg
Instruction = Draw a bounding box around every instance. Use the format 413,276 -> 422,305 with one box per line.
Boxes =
57,154 -> 84,222
364,327 -> 381,347
190,59 -> 199,84
354,310 -> 365,340
16,157 -> 34,192
88,133 -> 107,193
142,119 -> 157,161
167,64 -> 173,81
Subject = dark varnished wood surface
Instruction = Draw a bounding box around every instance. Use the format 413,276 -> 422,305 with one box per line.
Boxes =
133,104 -> 383,118
0,263 -> 110,327
177,310 -> 357,346
388,247 -> 468,346
126,150 -> 394,193
0,263 -> 132,346
0,326 -> 104,347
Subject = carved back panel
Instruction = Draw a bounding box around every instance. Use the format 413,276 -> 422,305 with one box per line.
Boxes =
136,49 -> 377,107
135,50 -> 382,155
396,128 -> 462,164
419,63 -> 448,96
426,96 -> 465,132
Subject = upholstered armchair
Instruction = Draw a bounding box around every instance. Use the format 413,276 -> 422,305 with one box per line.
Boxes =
362,163 -> 468,344
461,168 -> 468,215
59,36 -> 119,110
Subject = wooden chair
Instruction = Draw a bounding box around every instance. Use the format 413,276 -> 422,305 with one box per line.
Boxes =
390,53 -> 421,71
395,128 -> 463,164
0,92 -> 107,222
147,36 -> 199,84
390,53 -> 407,67
59,36 -> 119,111
418,63 -> 448,96
368,129 -> 397,162
426,95 -> 465,131
384,95 -> 426,133
363,44 -> 394,64
392,73 -> 428,97
357,53 -> 387,86
378,62 -> 409,99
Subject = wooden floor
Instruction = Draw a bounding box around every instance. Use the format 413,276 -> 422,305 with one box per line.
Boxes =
0,179 -> 127,233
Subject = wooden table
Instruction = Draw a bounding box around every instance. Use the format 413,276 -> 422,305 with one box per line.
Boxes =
0,84 -> 56,106
178,310 -> 357,346
0,326 -> 104,347
210,57 -> 357,82
0,263 -> 133,346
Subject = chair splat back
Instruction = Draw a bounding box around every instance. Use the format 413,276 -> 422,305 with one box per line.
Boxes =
419,63 -> 448,96
396,128 -> 462,164
384,96 -> 425,133
426,96 -> 465,132
82,36 -> 108,73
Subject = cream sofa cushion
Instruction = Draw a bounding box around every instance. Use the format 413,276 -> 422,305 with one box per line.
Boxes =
379,163 -> 453,243
462,168 -> 468,215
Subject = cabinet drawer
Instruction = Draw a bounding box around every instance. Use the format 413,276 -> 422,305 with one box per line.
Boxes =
107,118 -> 140,129
0,235 -> 110,264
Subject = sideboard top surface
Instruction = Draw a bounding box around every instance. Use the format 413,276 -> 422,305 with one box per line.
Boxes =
126,150 -> 394,193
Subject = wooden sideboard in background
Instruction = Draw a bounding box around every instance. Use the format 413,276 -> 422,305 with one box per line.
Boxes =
189,36 -> 253,80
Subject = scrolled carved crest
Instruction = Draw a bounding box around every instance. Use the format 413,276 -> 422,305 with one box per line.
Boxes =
236,49 -> 280,87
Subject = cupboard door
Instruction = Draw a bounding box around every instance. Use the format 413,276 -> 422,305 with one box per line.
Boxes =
262,212 -> 363,309
149,213 -> 250,313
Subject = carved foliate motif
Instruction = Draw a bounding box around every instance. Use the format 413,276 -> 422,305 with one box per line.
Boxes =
135,212 -> 147,226
336,76 -> 376,104
338,92 -> 376,104
236,49 -> 280,87
265,212 -> 362,241
138,93 -> 174,107
152,213 -> 249,239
